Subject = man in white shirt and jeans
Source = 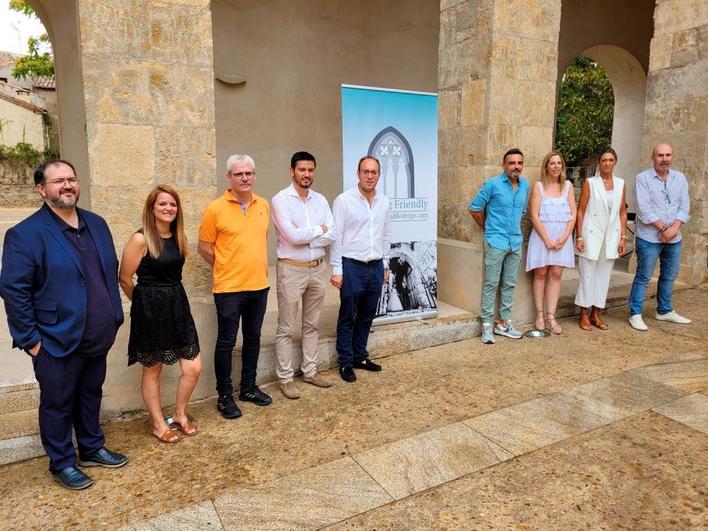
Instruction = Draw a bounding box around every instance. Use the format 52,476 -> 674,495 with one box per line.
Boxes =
271,151 -> 337,399
331,156 -> 391,383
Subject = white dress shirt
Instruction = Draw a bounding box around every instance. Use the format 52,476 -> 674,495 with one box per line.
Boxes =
330,186 -> 391,275
271,183 -> 336,261
634,168 -> 690,243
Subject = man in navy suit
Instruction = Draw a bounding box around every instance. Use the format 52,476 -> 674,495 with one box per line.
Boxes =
0,159 -> 127,490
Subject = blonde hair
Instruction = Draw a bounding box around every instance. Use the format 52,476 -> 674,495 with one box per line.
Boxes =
141,185 -> 188,258
539,151 -> 567,189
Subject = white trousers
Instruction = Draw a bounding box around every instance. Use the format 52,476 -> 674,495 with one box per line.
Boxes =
575,252 -> 615,309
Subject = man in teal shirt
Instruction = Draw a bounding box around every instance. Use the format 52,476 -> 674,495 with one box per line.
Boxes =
469,148 -> 529,344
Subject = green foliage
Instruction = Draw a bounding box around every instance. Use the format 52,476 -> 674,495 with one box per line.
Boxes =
555,56 -> 614,166
9,1 -> 54,80
0,141 -> 58,167
8,0 -> 34,16
11,35 -> 54,80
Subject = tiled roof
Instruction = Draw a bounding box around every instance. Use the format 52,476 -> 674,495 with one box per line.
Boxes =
31,75 -> 55,89
0,50 -> 22,67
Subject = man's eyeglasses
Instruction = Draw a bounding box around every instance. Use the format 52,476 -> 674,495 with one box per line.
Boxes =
230,171 -> 254,179
359,169 -> 380,176
661,187 -> 671,205
44,177 -> 78,186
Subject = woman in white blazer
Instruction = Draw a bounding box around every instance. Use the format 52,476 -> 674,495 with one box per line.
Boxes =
575,147 -> 628,330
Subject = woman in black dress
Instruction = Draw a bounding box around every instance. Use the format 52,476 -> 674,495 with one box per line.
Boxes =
119,185 -> 201,443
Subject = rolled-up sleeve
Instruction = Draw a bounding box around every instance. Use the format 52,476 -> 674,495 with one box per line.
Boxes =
635,175 -> 659,225
469,181 -> 491,212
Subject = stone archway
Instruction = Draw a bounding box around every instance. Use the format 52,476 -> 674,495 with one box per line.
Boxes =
25,0 -> 91,206
582,45 -> 647,212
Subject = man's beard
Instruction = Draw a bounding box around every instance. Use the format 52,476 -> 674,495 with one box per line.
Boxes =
47,192 -> 79,209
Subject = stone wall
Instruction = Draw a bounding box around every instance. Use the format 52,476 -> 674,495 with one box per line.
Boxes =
641,0 -> 708,285
437,0 -> 562,315
0,95 -> 46,149
73,0 -> 220,413
77,0 -> 218,297
0,160 -> 41,208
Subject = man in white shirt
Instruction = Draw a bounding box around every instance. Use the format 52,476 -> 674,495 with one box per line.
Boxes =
628,143 -> 691,331
331,156 -> 391,383
271,152 -> 337,399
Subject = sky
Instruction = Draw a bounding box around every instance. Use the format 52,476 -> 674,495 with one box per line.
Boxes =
0,3 -> 49,55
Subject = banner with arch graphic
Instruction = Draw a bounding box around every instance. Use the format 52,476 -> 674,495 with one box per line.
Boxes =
341,84 -> 438,323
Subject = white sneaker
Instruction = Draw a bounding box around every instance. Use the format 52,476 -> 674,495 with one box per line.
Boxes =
493,321 -> 523,339
481,323 -> 495,344
628,314 -> 648,331
655,310 -> 691,324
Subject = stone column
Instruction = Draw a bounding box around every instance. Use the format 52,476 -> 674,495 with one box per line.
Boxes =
76,0 -> 218,414
77,0 -> 217,293
640,0 -> 707,285
437,0 -> 562,320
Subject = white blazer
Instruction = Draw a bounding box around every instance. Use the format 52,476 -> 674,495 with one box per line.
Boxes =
578,175 -> 624,261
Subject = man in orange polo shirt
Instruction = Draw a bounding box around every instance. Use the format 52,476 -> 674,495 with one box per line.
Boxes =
198,154 -> 271,419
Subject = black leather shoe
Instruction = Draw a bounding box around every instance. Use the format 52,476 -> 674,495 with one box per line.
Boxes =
217,395 -> 242,419
339,366 -> 356,382
353,359 -> 382,372
78,447 -> 128,468
53,465 -> 93,490
239,386 -> 272,406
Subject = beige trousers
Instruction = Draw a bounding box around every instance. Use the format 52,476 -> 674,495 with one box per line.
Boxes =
275,260 -> 327,383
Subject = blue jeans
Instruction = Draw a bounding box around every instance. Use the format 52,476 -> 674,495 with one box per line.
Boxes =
481,242 -> 521,323
213,288 -> 269,396
336,258 -> 384,368
628,237 -> 681,316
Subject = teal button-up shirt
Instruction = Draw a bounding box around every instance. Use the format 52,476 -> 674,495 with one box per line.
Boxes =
469,172 -> 529,251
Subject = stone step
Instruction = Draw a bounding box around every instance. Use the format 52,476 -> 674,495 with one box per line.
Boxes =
0,408 -> 39,441
0,384 -> 39,415
0,311 -> 478,466
0,434 -> 44,466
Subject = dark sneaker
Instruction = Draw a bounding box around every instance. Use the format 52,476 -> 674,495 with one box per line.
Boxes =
53,465 -> 93,490
217,395 -> 242,419
339,366 -> 356,382
77,447 -> 128,469
353,359 -> 382,372
238,386 -> 272,406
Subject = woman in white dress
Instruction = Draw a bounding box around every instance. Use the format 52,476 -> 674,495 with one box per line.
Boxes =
575,147 -> 627,331
526,151 -> 577,334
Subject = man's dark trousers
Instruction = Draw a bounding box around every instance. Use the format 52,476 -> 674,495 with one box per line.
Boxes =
336,257 -> 383,368
33,347 -> 107,473
213,288 -> 269,396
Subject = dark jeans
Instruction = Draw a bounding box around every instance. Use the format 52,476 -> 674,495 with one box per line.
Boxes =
32,348 -> 107,472
214,288 -> 269,396
336,258 -> 384,368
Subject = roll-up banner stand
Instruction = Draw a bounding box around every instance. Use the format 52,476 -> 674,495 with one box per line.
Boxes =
341,84 -> 438,324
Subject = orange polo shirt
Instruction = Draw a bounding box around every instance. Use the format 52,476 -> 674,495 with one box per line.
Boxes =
198,190 -> 269,293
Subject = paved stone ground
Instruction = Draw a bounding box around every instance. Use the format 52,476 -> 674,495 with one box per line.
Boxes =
0,287 -> 705,529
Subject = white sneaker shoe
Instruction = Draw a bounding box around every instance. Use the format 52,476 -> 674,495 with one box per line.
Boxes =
481,323 -> 496,344
628,314 -> 648,331
655,310 -> 691,324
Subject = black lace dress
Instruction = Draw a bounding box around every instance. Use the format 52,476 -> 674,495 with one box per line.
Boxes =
128,235 -> 200,367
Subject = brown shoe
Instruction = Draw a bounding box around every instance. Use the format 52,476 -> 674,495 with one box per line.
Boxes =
280,381 -> 300,399
302,373 -> 332,388
579,309 -> 592,331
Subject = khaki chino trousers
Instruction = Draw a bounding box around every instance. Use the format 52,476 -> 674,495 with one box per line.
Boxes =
275,260 -> 327,383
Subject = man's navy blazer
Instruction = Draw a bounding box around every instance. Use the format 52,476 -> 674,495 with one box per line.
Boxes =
0,205 -> 124,357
